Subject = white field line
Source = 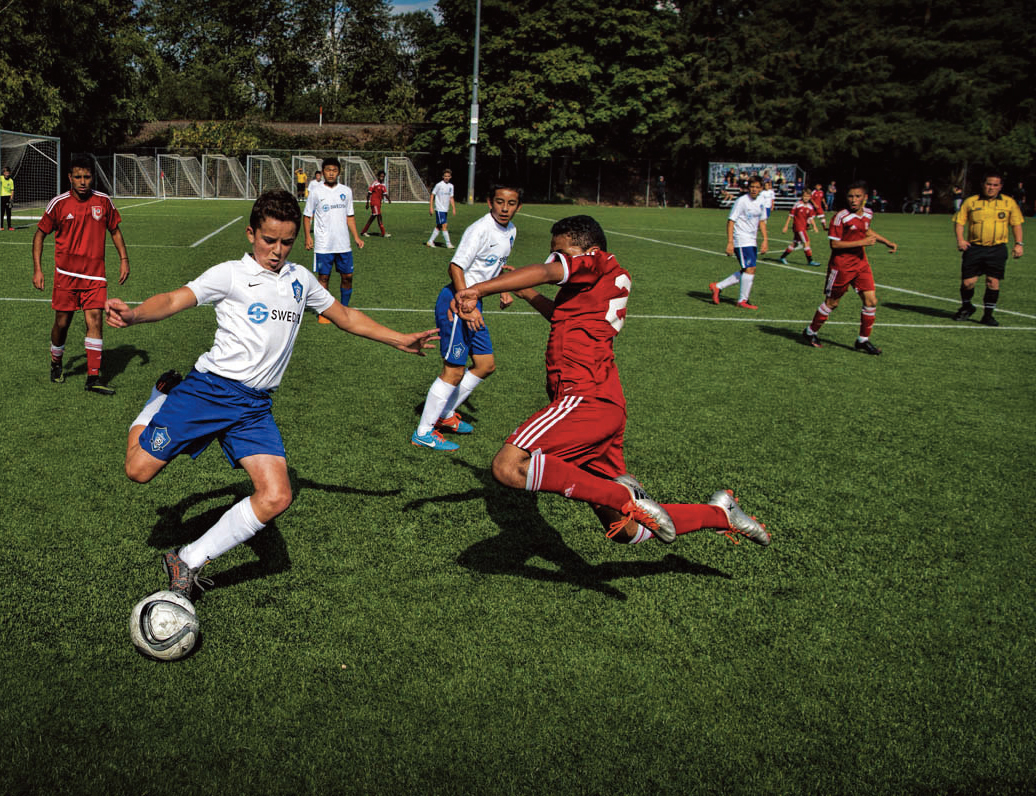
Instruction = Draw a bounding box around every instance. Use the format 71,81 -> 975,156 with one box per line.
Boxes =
191,217 -> 243,248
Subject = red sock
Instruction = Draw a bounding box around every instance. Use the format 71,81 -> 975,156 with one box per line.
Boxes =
379,221 -> 386,235
662,504 -> 729,535
526,453 -> 629,510
809,302 -> 832,333
85,337 -> 102,376
860,306 -> 876,338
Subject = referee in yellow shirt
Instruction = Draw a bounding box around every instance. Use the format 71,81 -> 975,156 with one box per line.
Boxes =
952,172 -> 1024,326
0,167 -> 13,230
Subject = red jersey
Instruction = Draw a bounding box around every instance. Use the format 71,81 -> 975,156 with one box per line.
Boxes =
367,181 -> 389,209
544,249 -> 629,409
789,200 -> 819,233
828,207 -> 873,270
811,188 -> 825,209
38,190 -> 121,288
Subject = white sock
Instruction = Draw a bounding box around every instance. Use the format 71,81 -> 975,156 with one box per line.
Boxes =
180,497 -> 265,568
717,273 -> 740,290
443,231 -> 452,246
738,273 -> 755,302
50,344 -> 65,360
441,371 -> 483,418
417,377 -> 457,435
630,524 -> 654,544
428,229 -> 439,244
130,390 -> 167,431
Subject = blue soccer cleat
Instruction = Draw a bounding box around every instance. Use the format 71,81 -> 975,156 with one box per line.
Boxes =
411,429 -> 459,451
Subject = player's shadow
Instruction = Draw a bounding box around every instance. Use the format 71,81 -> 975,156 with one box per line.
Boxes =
882,301 -> 958,320
145,467 -> 401,594
756,324 -> 857,352
687,289 -> 726,305
61,344 -> 151,380
405,459 -> 730,600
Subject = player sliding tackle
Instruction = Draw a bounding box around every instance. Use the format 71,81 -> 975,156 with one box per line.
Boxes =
452,214 -> 770,547
105,190 -> 439,599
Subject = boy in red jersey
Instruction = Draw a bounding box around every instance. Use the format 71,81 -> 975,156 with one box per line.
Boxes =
802,182 -> 897,354
361,170 -> 391,238
453,215 -> 769,548
32,155 -> 129,394
779,197 -> 823,266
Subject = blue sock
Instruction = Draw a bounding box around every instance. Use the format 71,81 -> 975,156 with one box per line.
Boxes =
340,288 -> 352,306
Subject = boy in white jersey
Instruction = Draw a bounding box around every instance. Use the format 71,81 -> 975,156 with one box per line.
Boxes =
426,169 -> 457,248
303,157 -> 364,316
709,175 -> 769,309
412,183 -> 522,451
105,190 -> 438,599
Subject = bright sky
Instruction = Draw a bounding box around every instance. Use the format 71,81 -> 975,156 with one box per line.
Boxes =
391,0 -> 438,15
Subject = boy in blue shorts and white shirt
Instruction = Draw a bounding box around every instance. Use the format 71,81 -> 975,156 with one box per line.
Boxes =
105,190 -> 437,598
412,183 -> 522,451
426,169 -> 457,248
303,157 -> 364,317
709,175 -> 769,309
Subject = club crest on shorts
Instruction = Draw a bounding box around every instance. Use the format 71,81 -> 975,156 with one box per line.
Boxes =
292,279 -> 303,302
91,206 -> 103,220
452,344 -> 464,360
150,427 -> 171,452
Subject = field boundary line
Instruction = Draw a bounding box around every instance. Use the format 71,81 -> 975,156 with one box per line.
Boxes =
191,217 -> 243,248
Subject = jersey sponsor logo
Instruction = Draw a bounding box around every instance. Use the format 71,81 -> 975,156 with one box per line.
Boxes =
150,427 -> 171,452
269,308 -> 302,323
292,279 -> 303,302
248,302 -> 270,323
91,206 -> 102,220
485,254 -> 499,268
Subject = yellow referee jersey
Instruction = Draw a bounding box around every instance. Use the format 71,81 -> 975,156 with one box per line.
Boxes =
954,193 -> 1024,246
0,176 -> 12,197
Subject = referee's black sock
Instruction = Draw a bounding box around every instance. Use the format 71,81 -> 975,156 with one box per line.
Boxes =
960,286 -> 975,309
982,288 -> 999,315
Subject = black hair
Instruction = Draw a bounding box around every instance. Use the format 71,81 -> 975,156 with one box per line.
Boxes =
321,156 -> 341,170
377,170 -> 386,179
550,215 -> 607,251
847,180 -> 869,193
747,175 -> 763,186
68,155 -> 93,174
488,182 -> 523,204
249,189 -> 302,233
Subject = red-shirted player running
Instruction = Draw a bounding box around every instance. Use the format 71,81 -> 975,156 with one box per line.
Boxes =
779,197 -> 823,266
452,215 -> 769,548
32,155 -> 129,394
361,170 -> 391,238
802,182 -> 897,355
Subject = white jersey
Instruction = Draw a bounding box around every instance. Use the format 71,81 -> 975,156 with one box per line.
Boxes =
304,181 -> 355,253
759,188 -> 775,211
728,193 -> 768,248
186,253 -> 335,391
431,180 -> 454,213
452,212 -> 517,288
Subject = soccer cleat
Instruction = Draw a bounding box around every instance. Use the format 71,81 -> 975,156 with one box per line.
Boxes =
435,412 -> 474,434
854,339 -> 882,355
613,473 -> 651,502
708,489 -> 770,546
383,233 -> 391,238
617,496 -> 676,544
980,314 -> 999,327
84,375 -> 115,395
952,304 -> 975,322
445,244 -> 454,249
155,369 -> 182,394
318,314 -> 332,324
162,549 -> 212,600
50,360 -> 64,383
362,232 -> 370,237
736,300 -> 759,310
802,328 -> 822,348
709,282 -> 721,305
778,257 -> 788,265
808,260 -> 821,266
410,429 -> 459,451
425,241 -> 436,248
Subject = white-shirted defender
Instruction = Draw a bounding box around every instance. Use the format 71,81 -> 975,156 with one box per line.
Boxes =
709,174 -> 770,309
303,156 -> 364,315
412,182 -> 522,451
105,190 -> 439,601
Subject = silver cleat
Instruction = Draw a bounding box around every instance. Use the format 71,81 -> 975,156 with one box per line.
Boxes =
614,475 -> 676,544
709,490 -> 770,546
614,473 -> 651,501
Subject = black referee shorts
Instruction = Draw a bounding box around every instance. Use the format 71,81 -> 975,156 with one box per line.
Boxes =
961,244 -> 1008,280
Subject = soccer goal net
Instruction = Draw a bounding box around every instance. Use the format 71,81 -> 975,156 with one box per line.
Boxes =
159,154 -> 211,199
114,154 -> 159,198
384,156 -> 430,203
337,156 -> 376,201
247,155 -> 292,198
202,155 -> 250,199
0,130 -> 61,216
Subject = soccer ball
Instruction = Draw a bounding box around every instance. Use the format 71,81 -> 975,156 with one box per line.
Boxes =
128,590 -> 200,661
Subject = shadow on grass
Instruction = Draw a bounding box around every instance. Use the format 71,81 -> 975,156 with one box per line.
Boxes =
59,343 -> 152,381
145,467 -> 400,594
756,324 -> 858,352
406,459 -> 730,601
882,301 -> 958,320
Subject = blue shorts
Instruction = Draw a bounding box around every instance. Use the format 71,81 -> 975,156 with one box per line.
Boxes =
435,211 -> 449,227
138,370 -> 286,467
315,251 -> 354,276
734,247 -> 758,270
435,285 -> 493,364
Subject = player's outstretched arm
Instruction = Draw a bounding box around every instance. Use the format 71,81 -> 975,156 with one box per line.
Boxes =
105,286 -> 198,329
453,260 -> 565,317
873,232 -> 897,253
322,302 -> 438,355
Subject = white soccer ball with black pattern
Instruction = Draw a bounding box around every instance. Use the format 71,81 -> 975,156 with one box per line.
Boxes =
128,590 -> 200,661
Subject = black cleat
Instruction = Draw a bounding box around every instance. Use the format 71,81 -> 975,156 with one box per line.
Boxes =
979,314 -> 999,327
155,369 -> 183,394
162,549 -> 212,600
50,360 -> 64,383
802,328 -> 823,348
854,339 -> 882,356
84,375 -> 116,395
952,304 -> 975,322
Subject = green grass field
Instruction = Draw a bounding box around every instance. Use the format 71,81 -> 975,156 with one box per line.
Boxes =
1,198 -> 1033,795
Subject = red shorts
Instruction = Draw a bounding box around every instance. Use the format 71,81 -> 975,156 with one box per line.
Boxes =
52,282 -> 107,311
792,229 -> 811,248
824,263 -> 874,298
506,395 -> 627,479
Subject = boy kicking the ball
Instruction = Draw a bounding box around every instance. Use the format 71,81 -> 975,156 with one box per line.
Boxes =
452,215 -> 770,548
105,190 -> 438,598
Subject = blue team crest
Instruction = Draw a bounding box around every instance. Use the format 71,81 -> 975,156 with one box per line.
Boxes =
340,192 -> 348,202
509,234 -> 514,246
452,344 -> 465,360
150,427 -> 171,452
292,279 -> 303,302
